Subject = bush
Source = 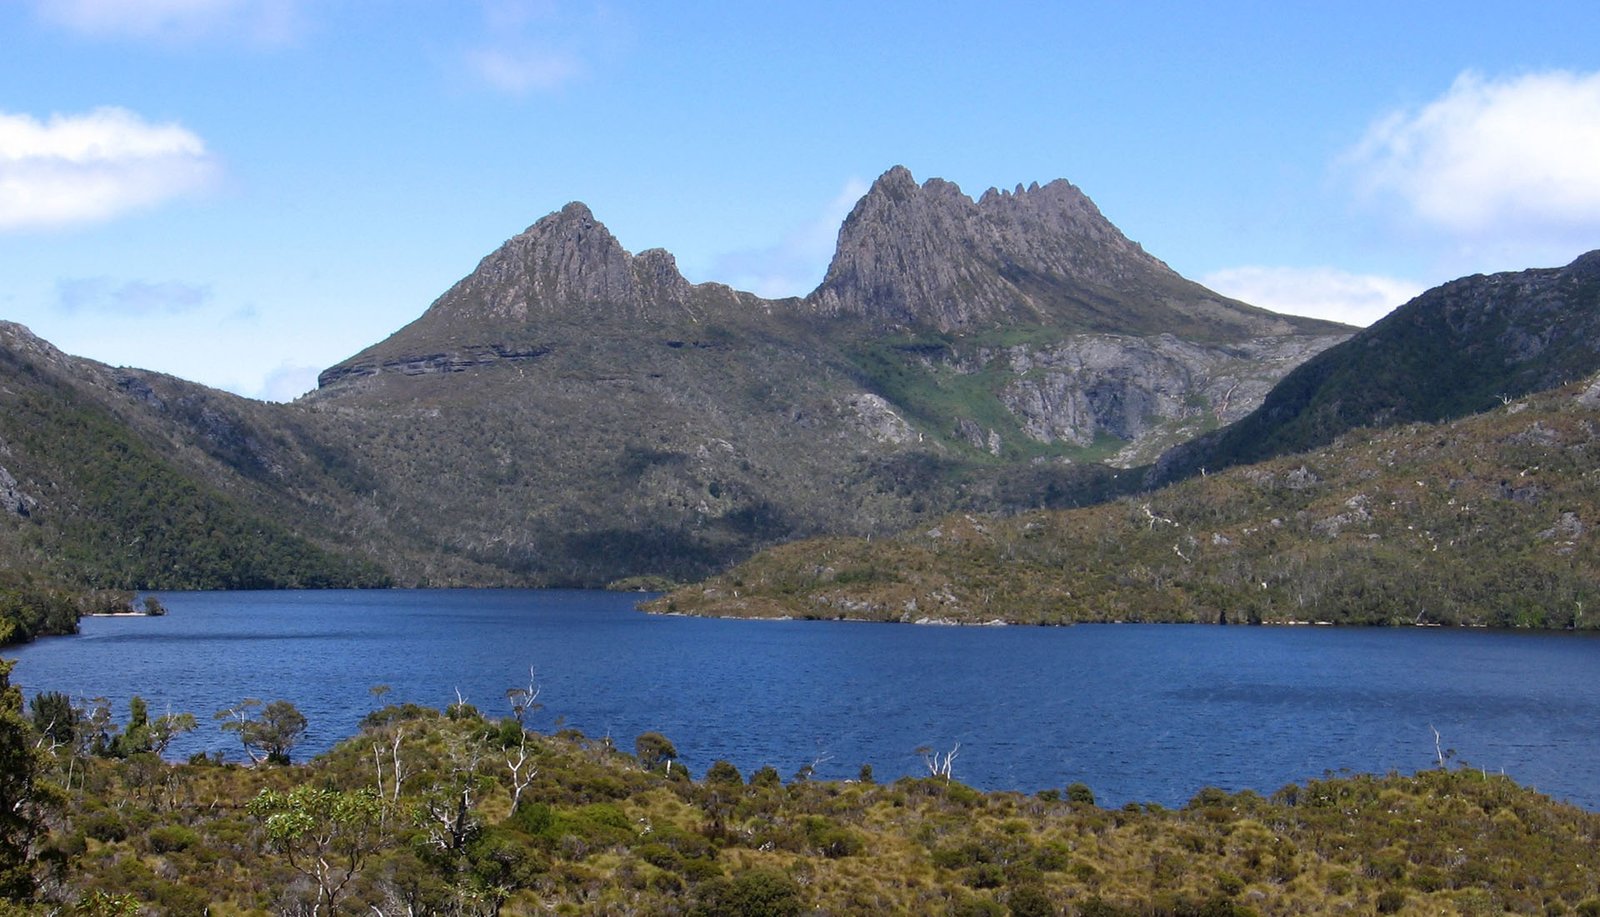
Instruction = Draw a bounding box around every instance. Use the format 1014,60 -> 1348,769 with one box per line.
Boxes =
508,802 -> 554,836
694,867 -> 803,917
705,760 -> 743,786
1375,888 -> 1407,914
1006,884 -> 1057,917
83,809 -> 129,843
635,732 -> 678,771
468,826 -> 548,889
802,817 -> 863,859
147,825 -> 200,853
1031,843 -> 1070,872
951,896 -> 1006,916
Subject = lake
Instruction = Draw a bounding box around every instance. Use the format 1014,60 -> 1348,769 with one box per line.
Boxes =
8,589 -> 1599,809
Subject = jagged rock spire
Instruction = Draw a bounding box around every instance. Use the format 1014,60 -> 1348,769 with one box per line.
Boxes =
426,202 -> 696,324
806,166 -> 1305,339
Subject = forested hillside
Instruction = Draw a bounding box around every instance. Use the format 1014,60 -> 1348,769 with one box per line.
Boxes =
652,374 -> 1600,628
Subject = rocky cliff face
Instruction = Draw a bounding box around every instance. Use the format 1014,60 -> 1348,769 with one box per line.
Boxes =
807,167 -> 1333,341
991,332 -> 1340,464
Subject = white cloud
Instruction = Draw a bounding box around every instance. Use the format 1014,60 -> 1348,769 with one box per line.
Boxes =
710,179 -> 870,299
56,277 -> 214,315
253,363 -> 322,402
1348,70 -> 1600,237
34,0 -> 303,45
0,107 -> 218,231
465,47 -> 585,93
1201,266 -> 1424,328
463,0 -> 622,94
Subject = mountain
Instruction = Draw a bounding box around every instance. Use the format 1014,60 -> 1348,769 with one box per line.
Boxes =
810,165 -> 1322,340
648,371 -> 1600,629
1,167 -> 1351,591
1150,250 -> 1600,484
0,322 -> 389,598
299,167 -> 1347,585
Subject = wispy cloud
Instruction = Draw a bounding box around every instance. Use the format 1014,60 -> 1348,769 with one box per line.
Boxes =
465,47 -> 586,93
463,0 -> 622,94
0,107 -> 218,231
1347,70 -> 1600,239
56,277 -> 214,316
254,362 -> 322,402
33,0 -> 304,46
1202,266 -> 1422,328
710,178 -> 870,299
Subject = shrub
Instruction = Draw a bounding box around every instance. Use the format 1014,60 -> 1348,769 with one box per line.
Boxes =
508,801 -> 554,835
635,732 -> 678,771
694,867 -> 803,917
1375,888 -> 1407,914
468,826 -> 547,889
802,817 -> 863,859
147,825 -> 200,853
951,896 -> 1005,916
1031,843 -> 1070,872
1006,884 -> 1057,917
637,842 -> 683,870
705,760 -> 743,786
83,809 -> 129,843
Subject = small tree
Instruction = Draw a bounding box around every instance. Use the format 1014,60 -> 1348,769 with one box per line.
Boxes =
705,760 -> 744,786
216,699 -> 307,764
634,732 -> 678,772
917,742 -> 960,781
148,710 -> 198,757
110,696 -> 152,758
248,786 -> 382,915
28,691 -> 76,748
505,668 -> 541,728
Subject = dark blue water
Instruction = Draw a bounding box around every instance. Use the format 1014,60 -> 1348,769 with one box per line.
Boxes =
8,589 -> 1599,809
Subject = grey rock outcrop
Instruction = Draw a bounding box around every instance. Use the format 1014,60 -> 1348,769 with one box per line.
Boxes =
0,464 -> 35,517
431,203 -> 699,323
807,167 -> 1337,341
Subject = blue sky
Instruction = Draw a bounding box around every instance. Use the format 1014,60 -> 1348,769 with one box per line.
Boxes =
3,1 -> 1599,401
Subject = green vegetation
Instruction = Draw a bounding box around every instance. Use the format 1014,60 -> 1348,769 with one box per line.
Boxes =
652,377 -> 1600,628
0,342 -> 389,594
0,571 -> 149,647
1158,251 -> 1600,484
4,688 -> 1599,914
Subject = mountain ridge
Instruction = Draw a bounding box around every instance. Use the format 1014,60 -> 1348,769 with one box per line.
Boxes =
4,166 -> 1355,592
317,166 -> 1346,394
1150,248 -> 1600,485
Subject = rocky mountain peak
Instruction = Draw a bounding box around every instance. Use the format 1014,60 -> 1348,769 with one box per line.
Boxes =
807,166 -> 1278,337
315,204 -> 723,389
426,202 -> 695,324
